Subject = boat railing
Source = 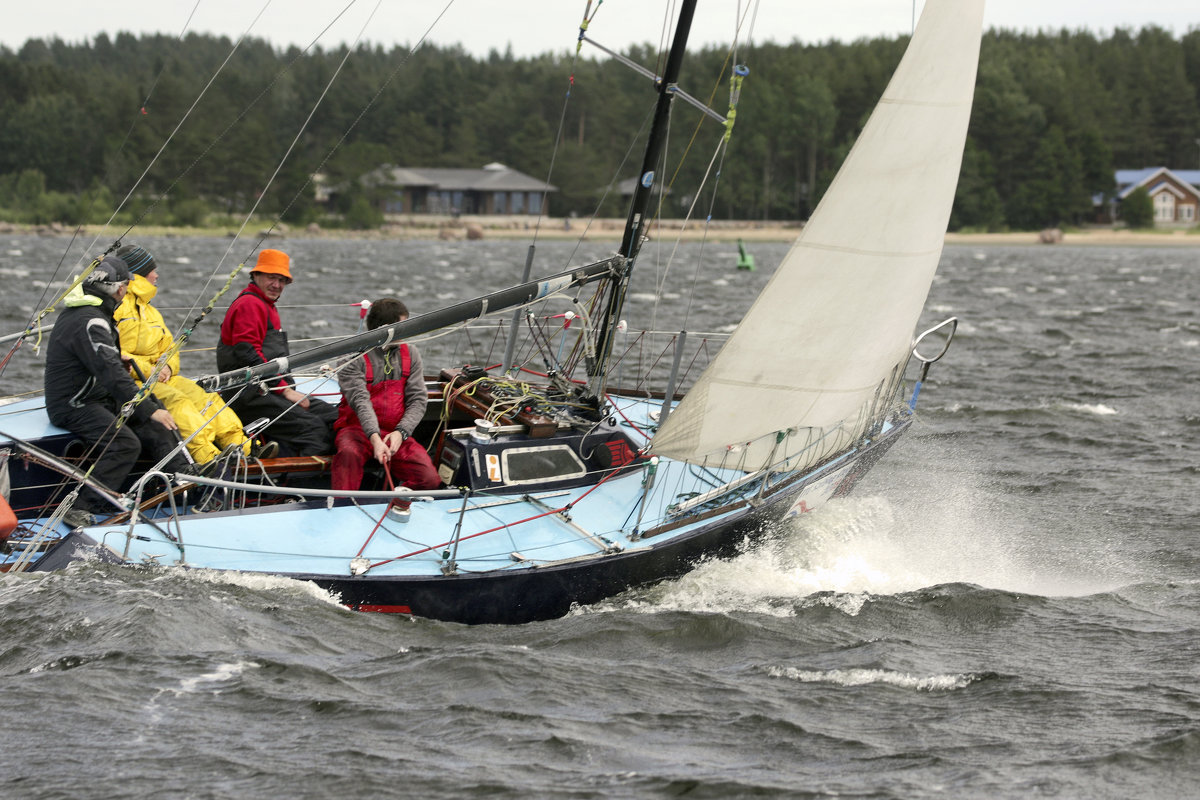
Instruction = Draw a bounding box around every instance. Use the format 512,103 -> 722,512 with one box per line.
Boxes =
126,469 -> 187,561
906,317 -> 959,410
184,473 -> 463,501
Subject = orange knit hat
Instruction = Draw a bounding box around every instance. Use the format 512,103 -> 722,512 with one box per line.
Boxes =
251,249 -> 293,282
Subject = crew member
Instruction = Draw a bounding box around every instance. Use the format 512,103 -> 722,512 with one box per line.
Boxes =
44,256 -> 191,527
332,298 -> 440,493
216,249 -> 336,457
113,243 -> 255,464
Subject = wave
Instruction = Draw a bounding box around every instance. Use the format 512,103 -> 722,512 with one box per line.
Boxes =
766,666 -> 983,691
598,467 -> 1139,619
184,567 -> 347,609
936,399 -> 1119,418
1061,402 -> 1118,416
175,660 -> 261,694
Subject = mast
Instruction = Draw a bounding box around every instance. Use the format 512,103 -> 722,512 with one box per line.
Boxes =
588,0 -> 699,396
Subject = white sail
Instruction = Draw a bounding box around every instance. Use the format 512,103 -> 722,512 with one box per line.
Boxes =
650,0 -> 984,469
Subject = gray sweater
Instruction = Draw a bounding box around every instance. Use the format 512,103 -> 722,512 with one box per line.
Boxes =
338,344 -> 427,439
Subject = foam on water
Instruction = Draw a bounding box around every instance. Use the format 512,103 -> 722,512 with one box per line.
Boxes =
637,471 -> 1126,618
1060,402 -> 1118,416
176,660 -> 260,694
185,567 -> 347,609
767,666 -> 978,691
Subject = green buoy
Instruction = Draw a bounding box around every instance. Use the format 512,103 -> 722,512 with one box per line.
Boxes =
736,239 -> 755,271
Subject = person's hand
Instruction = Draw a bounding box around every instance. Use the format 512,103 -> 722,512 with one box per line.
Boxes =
370,433 -> 392,464
281,387 -> 310,409
151,407 -> 178,431
156,365 -> 172,383
383,430 -> 406,454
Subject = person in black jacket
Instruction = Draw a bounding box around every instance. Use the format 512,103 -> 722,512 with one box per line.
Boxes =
44,255 -> 192,527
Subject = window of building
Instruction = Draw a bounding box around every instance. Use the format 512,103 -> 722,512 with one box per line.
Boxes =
1154,192 -> 1175,221
493,191 -> 508,214
1182,205 -> 1195,222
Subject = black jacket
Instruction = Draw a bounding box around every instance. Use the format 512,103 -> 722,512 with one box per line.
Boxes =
44,290 -> 159,427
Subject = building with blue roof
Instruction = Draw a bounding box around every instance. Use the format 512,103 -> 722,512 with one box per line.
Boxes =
1103,167 -> 1200,226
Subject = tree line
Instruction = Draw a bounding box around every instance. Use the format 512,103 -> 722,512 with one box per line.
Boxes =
0,25 -> 1197,232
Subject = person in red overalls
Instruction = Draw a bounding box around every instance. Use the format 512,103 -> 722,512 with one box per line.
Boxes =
332,298 -> 440,493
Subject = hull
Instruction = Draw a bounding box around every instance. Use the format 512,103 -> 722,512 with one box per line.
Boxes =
4,392 -> 909,624
16,416 -> 906,624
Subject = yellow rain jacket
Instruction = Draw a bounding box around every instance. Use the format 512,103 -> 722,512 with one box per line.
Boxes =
115,274 -> 250,463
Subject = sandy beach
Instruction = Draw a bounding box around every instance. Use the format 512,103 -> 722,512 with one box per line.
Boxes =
8,218 -> 1199,246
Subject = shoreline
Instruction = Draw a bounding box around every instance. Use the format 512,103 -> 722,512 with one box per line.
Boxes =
5,220 -> 1198,247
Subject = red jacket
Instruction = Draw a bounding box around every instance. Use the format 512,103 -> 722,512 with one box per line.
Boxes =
217,282 -> 290,389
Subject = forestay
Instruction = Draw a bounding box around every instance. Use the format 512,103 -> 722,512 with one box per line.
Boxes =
650,0 -> 984,470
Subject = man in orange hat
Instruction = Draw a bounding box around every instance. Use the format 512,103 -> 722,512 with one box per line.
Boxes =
216,249 -> 336,457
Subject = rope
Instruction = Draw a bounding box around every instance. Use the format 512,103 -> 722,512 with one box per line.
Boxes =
351,462 -> 402,561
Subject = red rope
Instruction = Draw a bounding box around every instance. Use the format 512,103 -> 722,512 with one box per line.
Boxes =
605,394 -> 654,442
365,458 -> 639,570
353,461 -> 397,559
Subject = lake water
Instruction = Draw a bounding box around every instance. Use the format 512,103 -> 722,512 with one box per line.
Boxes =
1,235 -> 1198,798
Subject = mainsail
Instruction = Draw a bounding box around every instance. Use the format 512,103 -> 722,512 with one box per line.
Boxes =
650,0 -> 984,469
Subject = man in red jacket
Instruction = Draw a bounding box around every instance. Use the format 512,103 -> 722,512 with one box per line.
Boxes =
216,249 -> 336,457
332,298 -> 440,493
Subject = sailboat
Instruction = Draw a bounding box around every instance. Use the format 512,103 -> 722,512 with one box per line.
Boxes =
0,0 -> 983,624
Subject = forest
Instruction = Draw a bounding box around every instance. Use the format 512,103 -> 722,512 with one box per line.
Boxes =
0,24 -> 1197,232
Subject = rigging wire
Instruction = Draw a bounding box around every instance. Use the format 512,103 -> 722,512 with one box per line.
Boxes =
10,1 -> 387,511
163,0 -> 459,388
4,0 -> 275,383
163,0 -> 369,320
646,0 -> 759,329
104,0 -> 276,247
0,1 -> 208,379
528,0 -> 598,249
174,0 -> 388,328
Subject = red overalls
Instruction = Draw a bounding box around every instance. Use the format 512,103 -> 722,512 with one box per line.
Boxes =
331,345 -> 440,492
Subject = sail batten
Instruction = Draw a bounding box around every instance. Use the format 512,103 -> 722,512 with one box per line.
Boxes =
649,0 -> 985,468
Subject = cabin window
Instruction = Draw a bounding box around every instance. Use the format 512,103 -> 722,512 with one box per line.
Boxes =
501,445 -> 587,485
511,192 -> 525,214
1182,205 -> 1195,221
493,191 -> 508,213
530,193 -> 542,214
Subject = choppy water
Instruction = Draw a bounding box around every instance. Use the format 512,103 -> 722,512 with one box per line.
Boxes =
1,235 -> 1198,798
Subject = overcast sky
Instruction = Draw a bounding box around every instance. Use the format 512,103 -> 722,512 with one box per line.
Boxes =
2,1 -> 1197,57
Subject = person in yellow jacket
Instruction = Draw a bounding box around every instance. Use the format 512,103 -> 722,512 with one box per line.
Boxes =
112,243 -> 253,464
